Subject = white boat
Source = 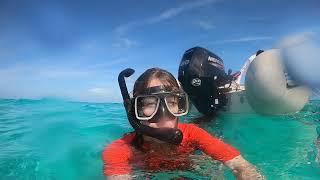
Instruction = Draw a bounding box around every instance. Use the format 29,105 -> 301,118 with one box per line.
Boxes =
179,47 -> 310,116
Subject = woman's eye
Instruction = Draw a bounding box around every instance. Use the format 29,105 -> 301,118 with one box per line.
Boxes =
167,101 -> 178,106
142,98 -> 157,105
144,102 -> 156,107
166,96 -> 178,104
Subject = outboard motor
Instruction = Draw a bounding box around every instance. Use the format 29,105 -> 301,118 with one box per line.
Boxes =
178,46 -> 233,116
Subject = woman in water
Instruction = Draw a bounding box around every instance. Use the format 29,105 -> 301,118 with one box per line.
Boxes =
103,68 -> 263,179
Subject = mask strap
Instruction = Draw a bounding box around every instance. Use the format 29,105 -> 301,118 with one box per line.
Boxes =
172,74 -> 184,92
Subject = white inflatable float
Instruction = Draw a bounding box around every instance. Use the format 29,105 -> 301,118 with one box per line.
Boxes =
225,49 -> 310,115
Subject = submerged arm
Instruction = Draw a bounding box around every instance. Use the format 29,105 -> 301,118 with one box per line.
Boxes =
187,124 -> 264,179
106,175 -> 132,180
225,155 -> 265,180
103,134 -> 136,180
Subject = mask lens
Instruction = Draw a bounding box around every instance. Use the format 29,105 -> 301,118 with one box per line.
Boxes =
135,95 -> 159,120
165,93 -> 188,116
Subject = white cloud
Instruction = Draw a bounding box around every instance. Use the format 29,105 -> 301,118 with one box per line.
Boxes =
0,57 -> 126,81
88,87 -> 110,95
212,36 -> 273,44
82,87 -> 121,102
112,38 -> 138,49
0,64 -> 92,80
115,0 -> 218,34
38,68 -> 91,79
147,0 -> 217,23
0,63 -> 120,102
80,40 -> 99,50
86,58 -> 128,70
114,22 -> 142,35
196,20 -> 215,30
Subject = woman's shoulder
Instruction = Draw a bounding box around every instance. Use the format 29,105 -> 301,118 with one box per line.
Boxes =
178,123 -> 204,139
178,123 -> 201,131
121,132 -> 137,143
109,132 -> 136,147
102,132 -> 136,161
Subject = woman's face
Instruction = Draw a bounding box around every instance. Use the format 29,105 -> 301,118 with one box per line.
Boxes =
142,78 -> 178,129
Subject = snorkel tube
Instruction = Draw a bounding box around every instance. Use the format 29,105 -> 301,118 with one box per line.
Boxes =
118,68 -> 183,145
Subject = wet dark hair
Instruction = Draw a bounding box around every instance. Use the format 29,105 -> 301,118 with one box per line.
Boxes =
133,67 -> 180,97
131,68 -> 180,149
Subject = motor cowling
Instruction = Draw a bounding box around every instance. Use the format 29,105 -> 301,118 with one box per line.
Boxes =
178,46 -> 230,116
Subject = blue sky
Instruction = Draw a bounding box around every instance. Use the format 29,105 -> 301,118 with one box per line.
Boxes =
0,0 -> 319,102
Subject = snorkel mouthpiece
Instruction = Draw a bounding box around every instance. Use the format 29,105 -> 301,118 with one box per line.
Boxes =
118,68 -> 183,144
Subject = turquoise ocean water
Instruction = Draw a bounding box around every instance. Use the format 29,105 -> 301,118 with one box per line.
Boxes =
0,98 -> 320,179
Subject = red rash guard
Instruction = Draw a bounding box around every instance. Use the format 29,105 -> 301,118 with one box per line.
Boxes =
102,123 -> 240,176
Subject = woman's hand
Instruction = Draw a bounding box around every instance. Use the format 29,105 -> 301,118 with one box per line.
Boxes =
225,155 -> 265,180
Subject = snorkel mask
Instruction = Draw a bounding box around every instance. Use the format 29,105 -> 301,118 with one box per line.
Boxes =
118,68 -> 188,145
135,85 -> 189,122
